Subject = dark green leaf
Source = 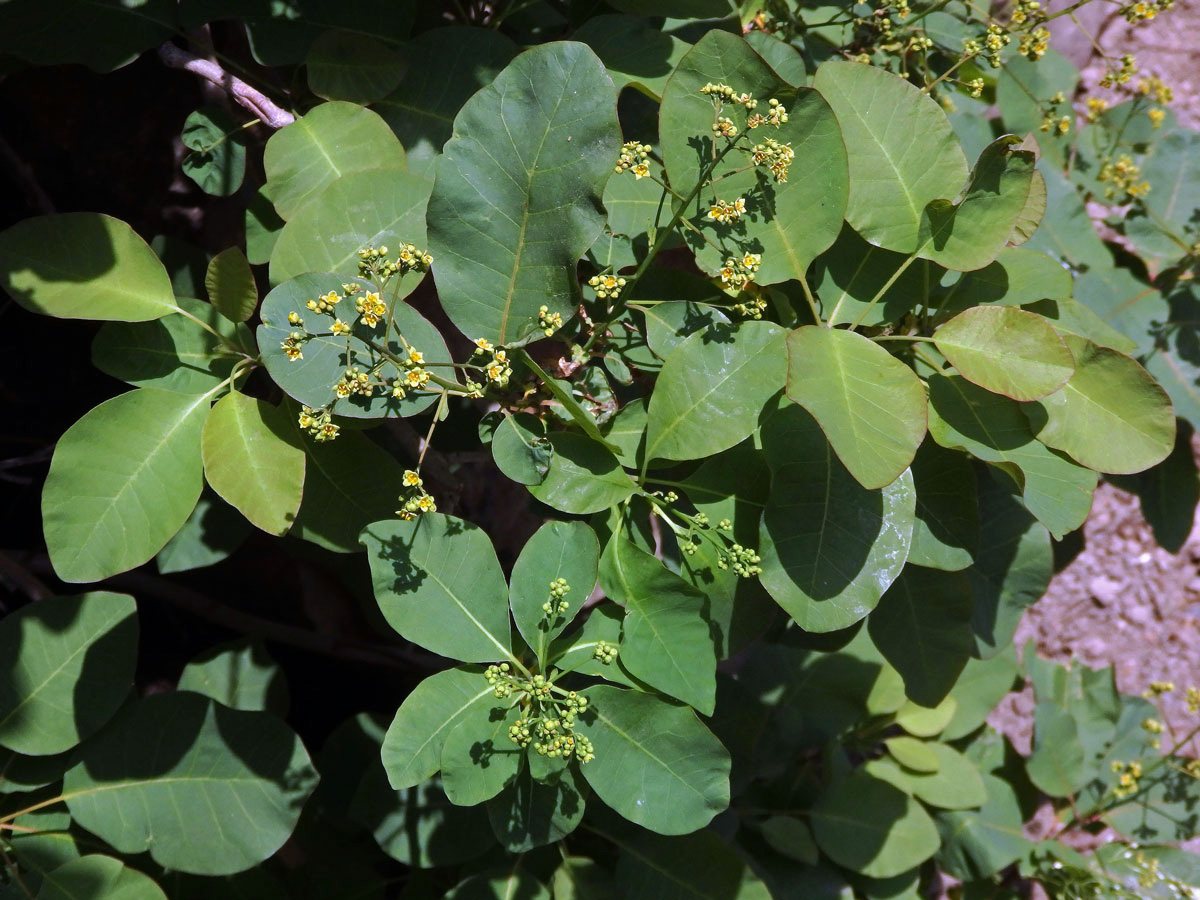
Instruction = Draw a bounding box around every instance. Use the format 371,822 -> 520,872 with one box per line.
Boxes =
510,521 -> 600,665
492,414 -> 552,485
181,106 -> 247,197
935,775 -> 1030,879
440,702 -> 521,806
486,767 -> 588,853
527,433 -> 637,515
573,15 -> 690,99
908,442 -> 978,571
306,31 -> 406,104
204,247 -> 257,323
176,638 -> 289,716
38,855 -> 167,900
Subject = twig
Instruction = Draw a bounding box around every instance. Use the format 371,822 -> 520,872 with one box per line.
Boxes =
157,42 -> 295,129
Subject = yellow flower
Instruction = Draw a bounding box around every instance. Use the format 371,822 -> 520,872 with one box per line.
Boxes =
331,319 -> 351,336
403,470 -> 422,487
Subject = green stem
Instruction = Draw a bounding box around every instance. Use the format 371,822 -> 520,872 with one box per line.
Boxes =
168,302 -> 251,357
796,270 -> 824,326
844,254 -> 918,330
873,334 -> 936,342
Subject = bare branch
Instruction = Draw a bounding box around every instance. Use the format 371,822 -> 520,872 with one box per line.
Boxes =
157,41 -> 295,129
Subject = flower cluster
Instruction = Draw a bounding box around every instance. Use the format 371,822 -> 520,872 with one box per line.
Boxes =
615,141 -> 652,179
1121,0 -> 1174,23
1099,53 -> 1138,89
1038,94 -> 1071,135
1137,74 -> 1173,105
592,640 -> 618,665
281,331 -> 305,361
1018,25 -> 1050,60
356,243 -> 433,282
298,406 -> 339,442
708,197 -> 746,224
733,297 -> 769,320
472,340 -> 512,387
1086,97 -> 1109,122
396,469 -> 436,520
751,137 -> 795,182
354,291 -> 388,328
964,24 -> 1011,68
713,116 -> 739,138
305,290 -> 343,315
334,366 -> 374,399
543,577 -> 570,617
720,252 -> 761,289
588,273 -> 626,300
486,668 -> 595,763
538,304 -> 564,337
718,543 -> 763,578
1010,0 -> 1045,25
1099,153 -> 1151,200
1111,759 -> 1144,798
700,82 -> 757,108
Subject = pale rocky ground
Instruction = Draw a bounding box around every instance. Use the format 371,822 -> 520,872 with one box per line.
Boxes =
983,0 -> 1200,872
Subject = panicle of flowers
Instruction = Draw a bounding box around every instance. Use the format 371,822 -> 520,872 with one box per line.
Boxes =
765,97 -> 788,127
700,82 -> 757,109
965,25 -> 1011,68
1019,25 -> 1050,60
537,304 -> 564,337
588,273 -> 626,300
354,291 -> 388,328
306,289 -> 342,314
1099,153 -> 1151,200
472,340 -> 512,387
1148,107 -> 1166,128
1111,759 -> 1144,798
1038,94 -> 1071,135
1122,0 -> 1174,23
486,668 -> 595,763
334,366 -> 374,399
733,297 -> 768,320
966,78 -> 984,99
1186,685 -> 1200,713
1100,53 -> 1138,88
752,137 -> 795,182
281,331 -> 306,361
593,640 -> 618,665
298,406 -> 339,442
357,243 -> 433,282
543,577 -> 570,617
615,141 -> 652,179
396,469 -> 436,520
713,116 -> 739,138
1137,74 -> 1173,105
720,252 -> 761,288
1086,97 -> 1110,122
1141,715 -> 1164,749
708,197 -> 746,224
1009,0 -> 1044,25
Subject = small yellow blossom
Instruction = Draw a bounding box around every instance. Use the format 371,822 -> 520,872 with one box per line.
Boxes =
331,319 -> 351,336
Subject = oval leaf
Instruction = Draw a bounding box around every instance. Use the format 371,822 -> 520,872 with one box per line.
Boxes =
0,213 -> 174,321
934,306 -> 1075,401
578,685 -> 729,835
205,246 -> 258,323
786,325 -> 926,489
38,855 -> 167,900
810,772 -> 940,879
758,404 -> 915,632
42,389 -> 209,583
201,392 -> 305,535
360,514 -> 514,664
527,433 -> 636,515
0,592 -> 137,756
645,321 -> 787,463
263,102 -> 405,220
812,61 -> 968,254
306,31 -> 406,105
426,41 -> 620,346
509,521 -> 600,664
1026,335 -> 1175,474
64,693 -> 318,875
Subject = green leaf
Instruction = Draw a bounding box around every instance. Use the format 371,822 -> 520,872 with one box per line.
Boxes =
916,137 -> 1037,272
0,592 -> 136,756
601,400 -> 648,467
518,351 -> 618,449
578,685 -> 729,835
553,857 -> 615,900
290,429 -> 410,552
967,477 -> 1053,658
868,566 -> 974,708
38,855 -> 167,900
1132,129 -> 1200,264
761,816 -> 820,865
0,749 -> 72,795
599,534 -> 717,714
510,521 -> 600,665
573,14 -> 690,99
817,225 -> 938,327
440,702 -> 522,806
527,433 -> 637,515
258,273 -> 450,419
1025,701 -> 1088,797
446,865 -> 550,900
810,772 -> 940,879
491,414 -> 551,485
361,514 -> 513,664
934,775 -> 1030,880
926,374 -> 1097,539
426,41 -> 620,346
263,102 -> 405,220
1110,419 -> 1200,553
744,31 -> 807,84
940,248 -> 1072,313
43,389 -> 209,583
611,827 -> 770,899
884,737 -> 940,773
933,306 -> 1075,401
380,666 -> 495,790
645,321 -> 787,463
374,26 -> 517,177
269,167 -> 431,287
201,392 -> 305,535
759,403 -> 915,632
1025,335 -> 1175,474
306,31 -> 406,104
0,213 -> 175,321
547,604 -> 641,689
894,696 -> 957,737
64,693 -> 318,875
245,187 -> 285,265
812,61 -> 968,254
204,247 -> 257,323
640,290 -> 731,360
942,648 -> 1020,740
181,106 -> 247,197
786,326 -> 927,489
487,767 -> 588,853
908,442 -> 978,572
0,0 -> 173,72
996,49 -> 1078,166
1025,167 -> 1111,271
864,741 -> 987,810
1023,298 -> 1138,355
660,32 -> 848,285
177,639 -> 289,715
351,770 -> 494,868
92,297 -> 248,394
156,494 -> 250,574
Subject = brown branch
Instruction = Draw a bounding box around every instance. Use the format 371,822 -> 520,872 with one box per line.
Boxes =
157,42 -> 295,129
